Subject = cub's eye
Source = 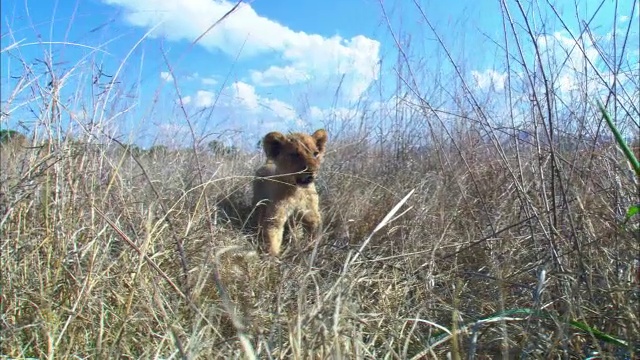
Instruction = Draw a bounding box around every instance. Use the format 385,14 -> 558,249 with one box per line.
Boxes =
313,151 -> 320,158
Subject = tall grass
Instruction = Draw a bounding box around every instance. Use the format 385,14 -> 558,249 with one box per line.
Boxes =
2,1 -> 639,359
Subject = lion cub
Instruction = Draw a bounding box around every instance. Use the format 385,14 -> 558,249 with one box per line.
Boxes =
252,129 -> 328,257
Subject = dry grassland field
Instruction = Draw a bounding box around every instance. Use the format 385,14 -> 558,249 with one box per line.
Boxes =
1,0 -> 639,359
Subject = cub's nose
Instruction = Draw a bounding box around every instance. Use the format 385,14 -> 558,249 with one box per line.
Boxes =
297,174 -> 314,185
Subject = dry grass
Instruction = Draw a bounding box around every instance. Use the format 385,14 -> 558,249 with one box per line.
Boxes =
2,121 -> 638,359
2,1 -> 639,359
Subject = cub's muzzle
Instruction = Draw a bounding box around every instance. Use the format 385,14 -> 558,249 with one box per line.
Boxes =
296,173 -> 315,186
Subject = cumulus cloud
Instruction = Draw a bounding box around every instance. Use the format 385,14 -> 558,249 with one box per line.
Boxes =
262,98 -> 297,121
201,77 -> 218,85
249,34 -> 381,100
519,31 -> 636,111
308,105 -> 361,122
471,69 -> 507,91
231,81 -> 260,112
185,72 -> 200,81
228,81 -> 296,120
195,90 -> 215,107
250,65 -> 308,86
539,32 -> 599,70
536,31 -> 603,94
188,81 -> 296,120
160,71 -> 173,82
102,0 -> 380,101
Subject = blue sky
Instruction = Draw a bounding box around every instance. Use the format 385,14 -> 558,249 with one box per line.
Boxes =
1,0 -> 638,148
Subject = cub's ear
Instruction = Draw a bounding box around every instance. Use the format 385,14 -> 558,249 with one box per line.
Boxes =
312,129 -> 328,154
263,131 -> 287,159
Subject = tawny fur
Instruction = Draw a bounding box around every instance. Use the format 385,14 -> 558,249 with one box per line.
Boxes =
252,129 -> 328,257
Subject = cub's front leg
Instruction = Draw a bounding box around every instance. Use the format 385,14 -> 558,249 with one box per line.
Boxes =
262,202 -> 289,257
301,190 -> 322,242
301,209 -> 321,240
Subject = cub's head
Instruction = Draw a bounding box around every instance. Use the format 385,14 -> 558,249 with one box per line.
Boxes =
262,129 -> 328,186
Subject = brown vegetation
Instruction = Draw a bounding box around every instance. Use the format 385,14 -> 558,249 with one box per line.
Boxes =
1,1 -> 639,358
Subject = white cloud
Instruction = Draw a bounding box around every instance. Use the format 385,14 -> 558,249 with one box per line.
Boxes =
619,15 -> 629,23
309,106 -> 324,121
181,95 -> 192,105
231,81 -> 259,112
308,105 -> 361,122
549,31 -> 599,68
185,72 -> 200,81
188,81 -> 296,120
249,34 -> 380,100
527,31 -> 637,111
228,81 -> 296,120
536,31 -> 602,95
262,98 -> 296,120
160,71 -> 173,82
102,0 -> 380,101
195,90 -> 215,107
201,77 -> 218,85
250,65 -> 308,86
557,73 -> 577,93
471,69 -> 507,91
